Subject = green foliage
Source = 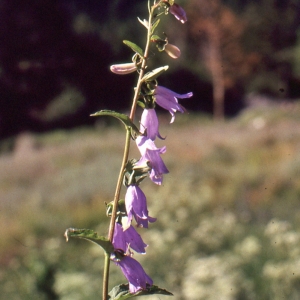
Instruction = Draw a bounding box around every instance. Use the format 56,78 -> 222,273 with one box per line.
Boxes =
90,110 -> 141,138
150,19 -> 160,35
141,66 -> 169,82
64,228 -> 114,254
123,40 -> 144,57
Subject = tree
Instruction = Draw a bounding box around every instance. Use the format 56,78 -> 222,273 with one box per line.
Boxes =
186,0 -> 249,120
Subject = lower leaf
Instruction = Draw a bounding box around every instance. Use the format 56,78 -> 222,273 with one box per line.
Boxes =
64,228 -> 114,254
108,283 -> 173,299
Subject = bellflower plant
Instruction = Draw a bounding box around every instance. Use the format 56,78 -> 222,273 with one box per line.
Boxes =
64,1 -> 192,299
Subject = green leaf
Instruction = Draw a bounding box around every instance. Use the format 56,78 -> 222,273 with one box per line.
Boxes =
151,18 -> 160,34
150,34 -> 163,41
90,110 -> 140,138
108,284 -> 173,300
123,40 -> 144,57
64,228 -> 114,254
141,66 -> 169,82
137,100 -> 146,109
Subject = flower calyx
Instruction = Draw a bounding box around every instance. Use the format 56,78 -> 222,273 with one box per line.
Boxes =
124,159 -> 150,186
106,199 -> 126,218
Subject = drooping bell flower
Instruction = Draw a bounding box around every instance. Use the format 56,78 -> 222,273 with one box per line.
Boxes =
113,222 -> 148,254
110,62 -> 137,75
125,185 -> 156,228
154,86 -> 193,123
169,3 -> 187,24
113,255 -> 153,293
164,43 -> 181,59
124,225 -> 148,254
113,222 -> 127,253
136,136 -> 169,185
140,108 -> 164,141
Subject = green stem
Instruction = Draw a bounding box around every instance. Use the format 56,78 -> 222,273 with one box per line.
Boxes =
129,7 -> 155,121
102,5 -> 155,300
102,129 -> 130,300
102,252 -> 110,300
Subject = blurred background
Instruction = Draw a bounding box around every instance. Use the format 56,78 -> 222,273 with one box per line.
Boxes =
1,0 -> 300,299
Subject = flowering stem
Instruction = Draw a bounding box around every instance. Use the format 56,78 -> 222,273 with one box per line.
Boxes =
102,129 -> 130,300
129,7 -> 154,121
102,5 -> 155,300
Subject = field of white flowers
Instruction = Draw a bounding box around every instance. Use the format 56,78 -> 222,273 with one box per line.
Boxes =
2,104 -> 300,299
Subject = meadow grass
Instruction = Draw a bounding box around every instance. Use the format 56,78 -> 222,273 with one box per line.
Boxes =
1,103 -> 300,299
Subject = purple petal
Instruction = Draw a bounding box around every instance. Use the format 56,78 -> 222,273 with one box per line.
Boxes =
145,148 -> 169,176
169,3 -> 188,24
115,256 -> 153,293
136,135 -> 166,154
134,213 -> 157,228
125,185 -> 156,227
124,225 -> 148,253
133,190 -> 148,219
112,223 -> 127,252
155,86 -> 193,123
140,109 -> 164,141
135,136 -> 169,185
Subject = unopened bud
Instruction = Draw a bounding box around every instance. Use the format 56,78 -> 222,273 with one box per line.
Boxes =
110,62 -> 137,75
164,43 -> 181,59
169,3 -> 187,24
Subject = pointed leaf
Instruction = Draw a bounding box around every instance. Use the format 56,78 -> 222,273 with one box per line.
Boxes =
150,34 -> 163,41
90,110 -> 140,138
123,40 -> 144,57
108,284 -> 173,300
64,228 -> 114,254
141,66 -> 169,82
150,18 -> 160,34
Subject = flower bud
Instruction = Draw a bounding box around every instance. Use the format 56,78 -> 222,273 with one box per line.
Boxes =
164,43 -> 181,59
110,62 -> 137,75
169,3 -> 187,24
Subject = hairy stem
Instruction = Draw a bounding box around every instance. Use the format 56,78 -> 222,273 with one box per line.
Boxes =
102,6 -> 155,300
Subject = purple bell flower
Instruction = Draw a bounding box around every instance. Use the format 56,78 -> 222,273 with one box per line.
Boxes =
155,86 -> 193,123
169,3 -> 188,24
113,223 -> 148,254
140,108 -> 164,141
113,222 -> 128,253
114,255 -> 153,293
125,185 -> 156,228
136,136 -> 169,185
